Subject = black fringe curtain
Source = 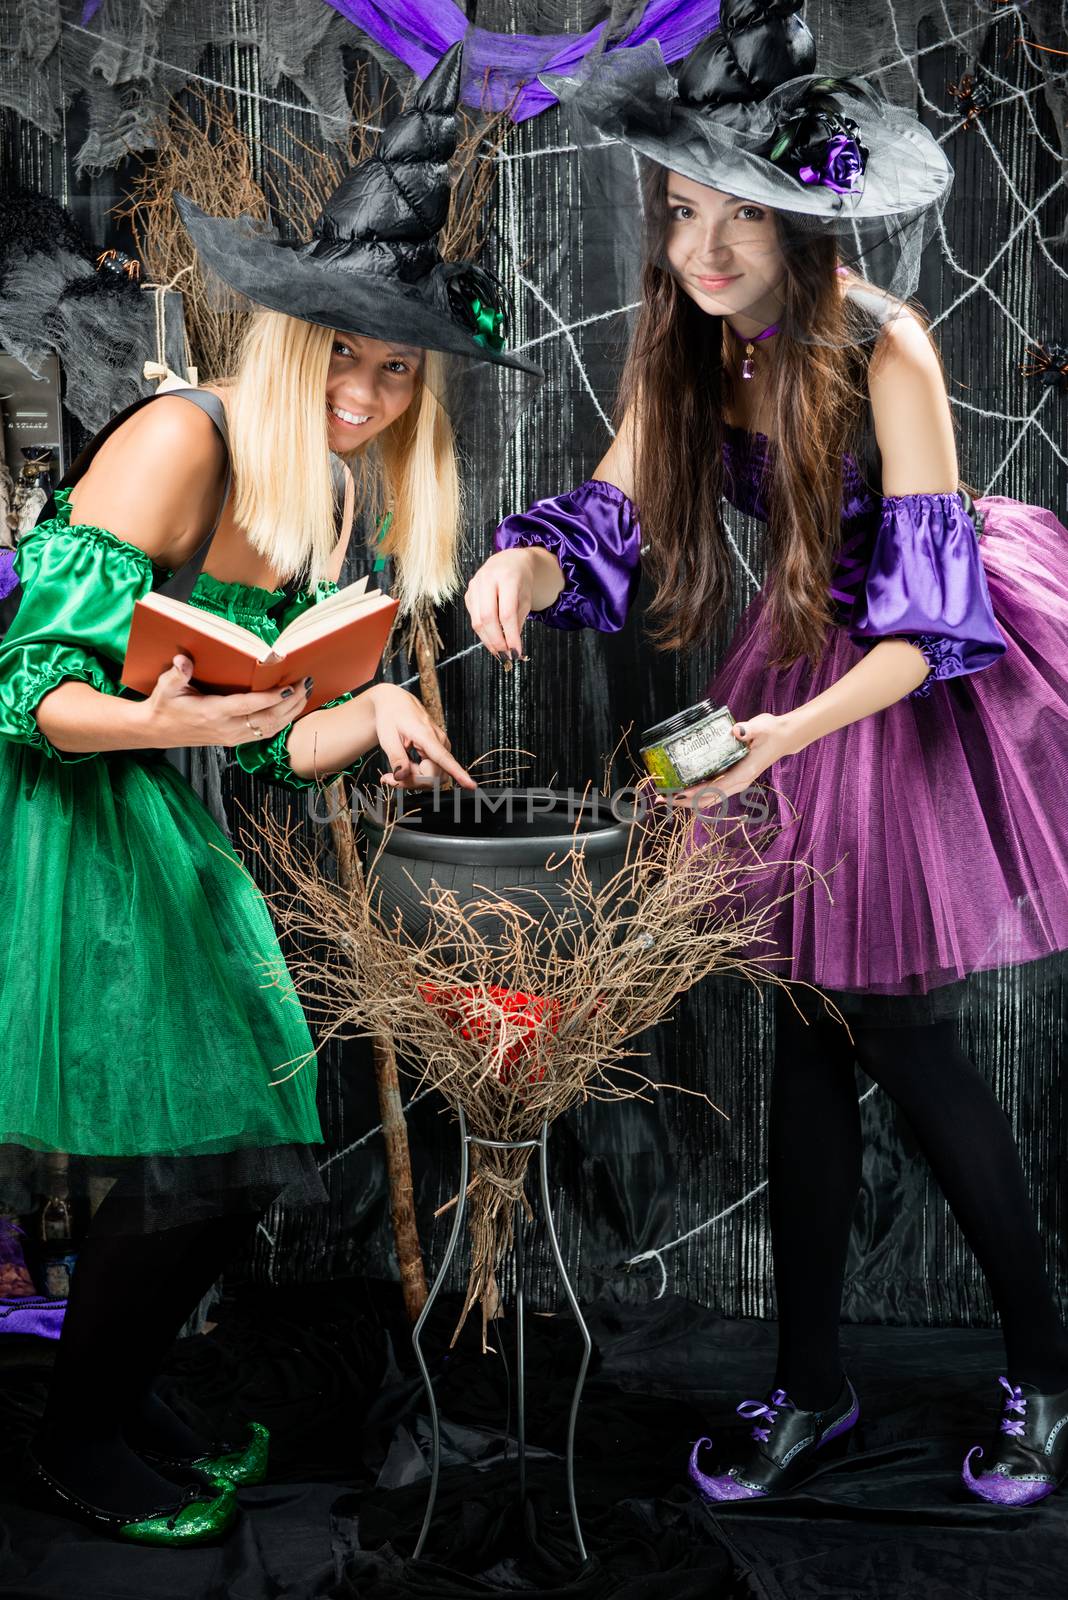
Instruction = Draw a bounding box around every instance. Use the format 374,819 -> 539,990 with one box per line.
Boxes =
1,1 -> 1066,1331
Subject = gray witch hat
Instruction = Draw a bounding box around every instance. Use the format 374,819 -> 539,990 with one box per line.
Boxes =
540,0 -> 951,220
176,43 -> 541,376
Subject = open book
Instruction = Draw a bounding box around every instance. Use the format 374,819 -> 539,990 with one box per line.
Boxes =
121,576 -> 399,714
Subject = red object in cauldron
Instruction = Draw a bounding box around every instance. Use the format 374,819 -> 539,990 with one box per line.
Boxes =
418,982 -> 559,1087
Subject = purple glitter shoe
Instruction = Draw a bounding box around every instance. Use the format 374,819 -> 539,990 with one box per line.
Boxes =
962,1375 -> 1068,1507
689,1378 -> 860,1502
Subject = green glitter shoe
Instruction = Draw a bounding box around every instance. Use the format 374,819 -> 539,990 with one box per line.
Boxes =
142,1420 -> 270,1489
25,1453 -> 238,1545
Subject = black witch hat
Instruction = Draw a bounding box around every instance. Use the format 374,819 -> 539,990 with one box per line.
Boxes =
176,44 -> 541,376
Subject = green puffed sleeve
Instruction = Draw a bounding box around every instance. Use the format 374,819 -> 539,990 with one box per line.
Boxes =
230,579 -> 371,794
0,491 -> 160,761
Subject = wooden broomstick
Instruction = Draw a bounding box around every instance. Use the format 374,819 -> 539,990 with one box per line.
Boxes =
321,611 -> 446,1324
324,780 -> 427,1322
117,67 -> 511,1327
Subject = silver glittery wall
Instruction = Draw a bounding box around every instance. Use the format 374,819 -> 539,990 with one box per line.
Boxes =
2,1 -> 1065,1328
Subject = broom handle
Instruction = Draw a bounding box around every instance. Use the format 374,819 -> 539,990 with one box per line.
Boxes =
413,612 -> 452,792
326,776 -> 428,1321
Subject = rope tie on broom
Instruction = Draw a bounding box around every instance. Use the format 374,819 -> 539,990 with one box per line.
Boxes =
142,263 -> 198,389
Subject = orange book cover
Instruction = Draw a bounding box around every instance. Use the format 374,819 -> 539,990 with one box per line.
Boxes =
121,586 -> 399,714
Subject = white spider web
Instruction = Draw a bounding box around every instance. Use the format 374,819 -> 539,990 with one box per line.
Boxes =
6,2 -> 1062,1303
278,2 -> 1066,1308
470,0 -> 1068,1310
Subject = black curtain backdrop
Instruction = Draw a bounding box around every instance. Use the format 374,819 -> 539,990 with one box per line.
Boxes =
1,0 -> 1066,1337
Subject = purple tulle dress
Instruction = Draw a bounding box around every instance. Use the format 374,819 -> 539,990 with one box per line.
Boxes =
495,427 -> 1068,1000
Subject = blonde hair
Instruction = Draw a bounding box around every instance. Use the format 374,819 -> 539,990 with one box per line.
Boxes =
225,310 -> 462,606
353,348 -> 463,613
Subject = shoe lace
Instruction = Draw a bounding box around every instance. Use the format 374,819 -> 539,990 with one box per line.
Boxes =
998,1374 -> 1028,1438
736,1387 -> 795,1445
165,1481 -> 210,1530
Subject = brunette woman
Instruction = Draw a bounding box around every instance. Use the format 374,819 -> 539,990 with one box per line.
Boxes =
465,7 -> 1068,1508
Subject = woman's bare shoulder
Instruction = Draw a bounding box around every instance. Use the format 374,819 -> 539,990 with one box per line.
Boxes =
865,307 -> 958,493
92,393 -> 225,476
590,402 -> 638,500
68,395 -> 228,567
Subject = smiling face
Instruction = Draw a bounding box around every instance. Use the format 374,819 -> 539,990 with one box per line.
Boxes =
662,171 -> 788,331
325,331 -> 423,452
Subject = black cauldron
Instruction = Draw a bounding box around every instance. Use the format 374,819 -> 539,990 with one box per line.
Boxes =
359,788 -> 635,960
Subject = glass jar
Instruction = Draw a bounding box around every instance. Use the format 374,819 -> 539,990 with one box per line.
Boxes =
640,700 -> 748,790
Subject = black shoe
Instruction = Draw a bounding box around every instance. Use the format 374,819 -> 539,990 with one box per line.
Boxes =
23,1451 -> 238,1545
962,1375 -> 1068,1507
689,1378 -> 860,1501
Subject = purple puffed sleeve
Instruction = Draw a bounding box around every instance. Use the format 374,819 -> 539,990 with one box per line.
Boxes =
848,492 -> 1006,699
493,479 -> 642,632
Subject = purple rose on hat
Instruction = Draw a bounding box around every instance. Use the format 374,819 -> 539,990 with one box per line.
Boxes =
798,133 -> 866,194
768,102 -> 870,198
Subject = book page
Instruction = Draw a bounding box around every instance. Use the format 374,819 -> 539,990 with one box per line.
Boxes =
138,591 -> 267,656
274,590 -> 394,654
275,576 -> 384,649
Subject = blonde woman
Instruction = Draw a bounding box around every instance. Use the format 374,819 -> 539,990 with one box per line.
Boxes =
1,45 -> 538,1545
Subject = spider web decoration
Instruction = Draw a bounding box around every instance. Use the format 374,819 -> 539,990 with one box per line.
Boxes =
0,2 -> 1065,1331
450,0 -> 1068,1326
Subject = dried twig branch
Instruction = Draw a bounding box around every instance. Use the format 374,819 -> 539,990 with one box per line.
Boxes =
115,71 -> 515,382
246,787 -> 837,1346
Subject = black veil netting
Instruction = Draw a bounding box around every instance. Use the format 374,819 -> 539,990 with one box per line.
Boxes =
541,36 -> 953,349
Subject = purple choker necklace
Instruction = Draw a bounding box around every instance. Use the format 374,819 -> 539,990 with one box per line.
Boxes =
730,320 -> 780,380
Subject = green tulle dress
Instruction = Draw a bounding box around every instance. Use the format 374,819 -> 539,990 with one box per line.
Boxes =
0,482 -> 366,1227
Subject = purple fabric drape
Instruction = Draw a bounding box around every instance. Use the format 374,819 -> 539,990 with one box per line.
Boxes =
84,2 -> 720,119
318,2 -> 720,121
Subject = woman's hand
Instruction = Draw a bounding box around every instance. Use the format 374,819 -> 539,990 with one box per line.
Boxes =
464,546 -> 563,659
144,654 -> 312,748
367,683 -> 477,790
673,712 -> 798,807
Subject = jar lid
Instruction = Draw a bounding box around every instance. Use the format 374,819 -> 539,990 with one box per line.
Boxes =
640,699 -> 728,747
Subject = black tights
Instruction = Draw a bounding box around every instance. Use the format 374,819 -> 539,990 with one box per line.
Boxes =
770,993 -> 1068,1410
36,1192 -> 259,1512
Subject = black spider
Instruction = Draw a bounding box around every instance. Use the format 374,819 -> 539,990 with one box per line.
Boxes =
1020,341 -> 1068,391
96,248 -> 141,281
946,70 -> 994,131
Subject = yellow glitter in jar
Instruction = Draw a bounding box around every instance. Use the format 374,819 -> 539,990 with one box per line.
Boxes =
640,701 -> 749,791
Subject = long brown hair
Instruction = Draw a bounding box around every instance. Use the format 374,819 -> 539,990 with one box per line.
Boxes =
620,162 -> 906,666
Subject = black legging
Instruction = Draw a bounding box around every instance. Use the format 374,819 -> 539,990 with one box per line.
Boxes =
769,991 -> 1068,1409
44,1199 -> 259,1440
